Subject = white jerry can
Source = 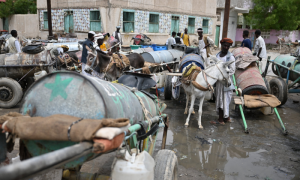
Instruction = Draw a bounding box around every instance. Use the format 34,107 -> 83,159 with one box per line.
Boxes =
111,149 -> 155,180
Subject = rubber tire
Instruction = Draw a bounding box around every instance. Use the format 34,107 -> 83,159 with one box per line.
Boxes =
269,78 -> 288,106
164,75 -> 173,100
0,77 -> 23,108
264,78 -> 271,94
242,85 -> 268,96
154,150 -> 178,180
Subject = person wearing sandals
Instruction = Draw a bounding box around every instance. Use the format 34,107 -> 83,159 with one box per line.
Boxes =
211,38 -> 236,125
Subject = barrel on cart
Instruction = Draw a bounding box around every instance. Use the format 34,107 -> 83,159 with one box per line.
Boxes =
232,47 -> 269,95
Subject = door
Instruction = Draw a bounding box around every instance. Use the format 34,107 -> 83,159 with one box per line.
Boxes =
64,11 -> 74,33
215,26 -> 220,47
171,16 -> 179,33
3,18 -> 9,31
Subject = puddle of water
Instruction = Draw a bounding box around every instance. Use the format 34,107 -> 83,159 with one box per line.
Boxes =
177,136 -> 295,180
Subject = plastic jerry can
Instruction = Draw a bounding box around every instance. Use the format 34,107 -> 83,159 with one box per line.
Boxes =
111,149 -> 155,180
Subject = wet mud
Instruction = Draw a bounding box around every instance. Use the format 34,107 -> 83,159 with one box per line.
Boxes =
155,92 -> 300,180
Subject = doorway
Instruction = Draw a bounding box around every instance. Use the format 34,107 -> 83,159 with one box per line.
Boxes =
64,11 -> 74,33
215,26 -> 220,47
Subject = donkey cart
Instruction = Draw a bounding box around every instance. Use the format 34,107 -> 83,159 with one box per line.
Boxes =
0,52 -> 54,108
231,48 -> 287,134
0,71 -> 177,180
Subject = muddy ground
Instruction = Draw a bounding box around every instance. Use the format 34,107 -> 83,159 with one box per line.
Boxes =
1,50 -> 300,180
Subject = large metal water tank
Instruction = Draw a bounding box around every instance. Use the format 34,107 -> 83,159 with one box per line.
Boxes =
141,50 -> 184,63
273,55 -> 300,81
20,72 -> 164,169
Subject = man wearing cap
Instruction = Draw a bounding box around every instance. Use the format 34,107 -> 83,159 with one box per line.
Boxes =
112,26 -> 122,50
81,31 -> 95,76
50,45 -> 69,59
211,38 -> 235,125
8,30 -> 21,53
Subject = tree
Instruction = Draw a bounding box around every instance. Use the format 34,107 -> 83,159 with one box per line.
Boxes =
0,0 -> 37,18
14,0 -> 37,14
0,0 -> 14,18
245,0 -> 300,30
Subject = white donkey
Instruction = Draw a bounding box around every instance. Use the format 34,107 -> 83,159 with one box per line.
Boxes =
182,56 -> 234,129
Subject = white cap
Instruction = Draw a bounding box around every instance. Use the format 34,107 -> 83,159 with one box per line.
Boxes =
116,26 -> 121,29
94,33 -> 104,40
88,31 -> 96,35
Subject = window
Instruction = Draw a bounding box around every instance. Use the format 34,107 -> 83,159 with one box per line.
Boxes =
261,30 -> 270,39
64,11 -> 74,33
188,17 -> 195,34
123,11 -> 134,33
149,14 -> 159,33
44,12 -> 48,30
90,11 -> 101,32
202,19 -> 209,34
171,16 -> 179,33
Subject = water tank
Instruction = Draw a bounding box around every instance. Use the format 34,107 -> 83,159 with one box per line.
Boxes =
20,71 -> 164,169
273,55 -> 300,81
141,50 -> 184,63
235,65 -> 268,95
179,54 -> 205,72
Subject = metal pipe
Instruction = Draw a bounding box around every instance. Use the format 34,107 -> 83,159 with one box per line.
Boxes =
47,0 -> 53,38
126,115 -> 166,134
125,61 -> 179,73
0,62 -> 55,68
222,0 -> 231,39
232,74 -> 248,133
274,108 -> 287,134
0,142 -> 93,180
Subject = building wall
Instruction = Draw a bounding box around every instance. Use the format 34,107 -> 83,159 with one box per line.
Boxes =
36,0 -> 217,45
37,0 -> 217,17
217,0 -> 253,9
235,29 -> 300,45
8,14 -> 39,38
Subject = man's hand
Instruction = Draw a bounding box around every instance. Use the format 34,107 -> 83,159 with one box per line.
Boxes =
107,51 -> 113,56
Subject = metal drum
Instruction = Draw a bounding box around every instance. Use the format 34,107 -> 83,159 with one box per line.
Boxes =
235,66 -> 268,95
179,54 -> 205,72
141,50 -> 184,63
273,55 -> 300,81
132,48 -> 154,54
232,47 -> 252,57
20,72 -> 164,169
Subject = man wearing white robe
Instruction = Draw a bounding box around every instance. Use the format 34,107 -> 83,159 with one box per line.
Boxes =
211,38 -> 235,125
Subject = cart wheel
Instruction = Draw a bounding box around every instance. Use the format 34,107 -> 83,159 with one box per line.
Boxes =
172,77 -> 180,100
164,75 -> 172,100
154,150 -> 178,180
269,78 -> 288,106
264,78 -> 271,93
0,77 -> 23,108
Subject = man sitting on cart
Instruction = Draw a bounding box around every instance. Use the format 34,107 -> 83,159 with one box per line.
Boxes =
211,38 -> 236,125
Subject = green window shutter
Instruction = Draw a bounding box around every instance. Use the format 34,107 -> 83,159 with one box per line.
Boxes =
90,11 -> 101,32
44,12 -> 48,30
69,14 -> 74,33
188,18 -> 195,34
203,19 -> 209,34
149,14 -> 159,33
64,14 -> 70,33
123,12 -> 134,33
171,16 -> 179,33
64,11 -> 74,33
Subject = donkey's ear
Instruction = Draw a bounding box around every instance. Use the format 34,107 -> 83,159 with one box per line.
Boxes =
223,60 -> 235,67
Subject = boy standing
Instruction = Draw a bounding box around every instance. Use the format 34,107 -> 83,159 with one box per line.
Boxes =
254,30 -> 267,61
241,30 -> 252,50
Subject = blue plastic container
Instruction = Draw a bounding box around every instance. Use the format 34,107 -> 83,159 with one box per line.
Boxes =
141,45 -> 153,48
154,45 -> 168,51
